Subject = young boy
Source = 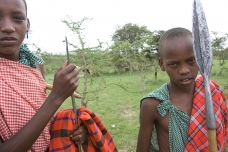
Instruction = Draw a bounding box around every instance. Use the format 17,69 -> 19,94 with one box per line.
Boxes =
0,0 -> 87,151
136,27 -> 228,152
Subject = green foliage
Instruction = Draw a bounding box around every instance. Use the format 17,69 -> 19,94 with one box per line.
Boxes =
32,44 -> 65,74
211,31 -> 228,51
143,30 -> 165,61
111,23 -> 152,57
61,17 -> 118,106
112,23 -> 151,44
211,31 -> 228,75
109,23 -> 164,90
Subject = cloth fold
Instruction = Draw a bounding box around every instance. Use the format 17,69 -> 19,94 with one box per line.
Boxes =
141,83 -> 190,152
49,107 -> 118,152
184,75 -> 228,152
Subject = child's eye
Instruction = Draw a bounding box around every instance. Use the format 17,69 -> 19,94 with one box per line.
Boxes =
189,59 -> 196,64
169,63 -> 177,67
13,16 -> 25,21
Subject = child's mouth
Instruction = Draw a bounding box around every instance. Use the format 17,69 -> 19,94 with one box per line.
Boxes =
0,37 -> 17,45
182,79 -> 190,82
179,78 -> 192,85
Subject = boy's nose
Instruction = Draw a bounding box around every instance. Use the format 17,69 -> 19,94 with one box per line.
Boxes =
0,18 -> 15,33
179,65 -> 190,75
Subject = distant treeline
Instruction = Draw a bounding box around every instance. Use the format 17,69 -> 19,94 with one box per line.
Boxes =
32,21 -> 228,76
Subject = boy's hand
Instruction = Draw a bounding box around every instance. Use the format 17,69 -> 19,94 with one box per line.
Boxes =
50,61 -> 79,103
71,125 -> 87,145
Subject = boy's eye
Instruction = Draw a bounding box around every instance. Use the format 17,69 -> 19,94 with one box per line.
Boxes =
13,16 -> 25,21
189,59 -> 196,64
169,63 -> 177,67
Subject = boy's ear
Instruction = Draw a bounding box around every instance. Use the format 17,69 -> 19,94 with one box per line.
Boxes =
27,18 -> 30,31
159,57 -> 165,71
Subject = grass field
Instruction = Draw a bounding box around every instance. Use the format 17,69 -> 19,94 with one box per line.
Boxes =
45,60 -> 228,152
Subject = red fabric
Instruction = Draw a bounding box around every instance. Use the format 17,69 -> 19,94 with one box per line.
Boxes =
185,75 -> 228,151
0,58 -> 50,151
49,107 -> 118,152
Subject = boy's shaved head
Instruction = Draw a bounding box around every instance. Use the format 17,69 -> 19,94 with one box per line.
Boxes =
159,27 -> 192,56
23,0 -> 27,15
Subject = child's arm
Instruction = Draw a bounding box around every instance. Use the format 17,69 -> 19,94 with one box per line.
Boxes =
0,62 -> 79,152
137,98 -> 160,152
36,62 -> 45,79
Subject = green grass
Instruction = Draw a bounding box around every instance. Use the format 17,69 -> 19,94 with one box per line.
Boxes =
45,60 -> 228,152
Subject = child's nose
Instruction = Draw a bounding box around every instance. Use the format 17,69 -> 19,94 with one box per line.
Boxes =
179,65 -> 190,75
0,18 -> 15,33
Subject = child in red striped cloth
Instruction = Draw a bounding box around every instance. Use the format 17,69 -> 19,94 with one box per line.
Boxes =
136,27 -> 228,152
0,0 -> 87,151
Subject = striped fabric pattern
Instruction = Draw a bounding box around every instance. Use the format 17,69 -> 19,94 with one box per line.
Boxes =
49,107 -> 118,152
185,75 -> 228,152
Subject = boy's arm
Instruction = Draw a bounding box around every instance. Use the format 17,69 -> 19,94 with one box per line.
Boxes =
137,98 -> 160,152
0,63 -> 79,152
36,63 -> 45,79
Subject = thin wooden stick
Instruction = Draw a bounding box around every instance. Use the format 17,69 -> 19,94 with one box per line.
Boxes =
208,129 -> 217,152
46,83 -> 82,99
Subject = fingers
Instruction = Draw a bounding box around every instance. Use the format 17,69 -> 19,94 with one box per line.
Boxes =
59,61 -> 68,71
51,61 -> 80,102
71,125 -> 87,145
54,64 -> 79,87
57,63 -> 77,76
61,63 -> 78,75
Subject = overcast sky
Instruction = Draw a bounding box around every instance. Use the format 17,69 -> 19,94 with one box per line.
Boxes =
24,0 -> 228,54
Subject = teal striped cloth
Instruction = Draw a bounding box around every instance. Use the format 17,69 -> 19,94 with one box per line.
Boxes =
19,43 -> 43,68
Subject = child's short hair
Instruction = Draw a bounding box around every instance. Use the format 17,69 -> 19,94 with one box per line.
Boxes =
158,27 -> 192,56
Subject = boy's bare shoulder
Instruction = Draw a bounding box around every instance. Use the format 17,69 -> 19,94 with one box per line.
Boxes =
141,97 -> 161,107
141,97 -> 161,118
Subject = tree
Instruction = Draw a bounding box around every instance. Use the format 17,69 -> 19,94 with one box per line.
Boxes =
110,23 -> 160,91
211,31 -> 228,75
142,30 -> 165,79
62,17 -> 111,107
111,23 -> 152,55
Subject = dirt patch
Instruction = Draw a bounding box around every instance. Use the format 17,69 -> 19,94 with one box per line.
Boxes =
117,148 -> 128,152
122,109 -> 134,118
120,105 -> 136,119
118,150 -> 128,152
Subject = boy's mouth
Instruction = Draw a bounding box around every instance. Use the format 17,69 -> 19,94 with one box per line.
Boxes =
0,37 -> 17,41
0,37 -> 17,45
181,78 -> 190,82
179,78 -> 193,85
